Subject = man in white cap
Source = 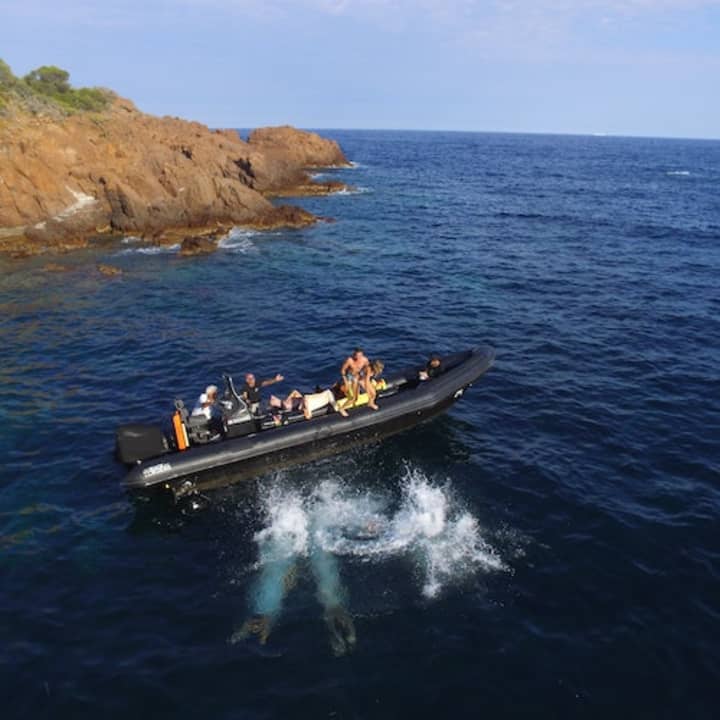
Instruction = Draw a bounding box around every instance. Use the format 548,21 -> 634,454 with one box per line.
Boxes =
192,384 -> 218,419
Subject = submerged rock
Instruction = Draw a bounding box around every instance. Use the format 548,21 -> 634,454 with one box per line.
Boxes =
179,235 -> 219,256
97,263 -> 122,277
42,262 -> 71,273
248,205 -> 317,230
270,180 -> 353,198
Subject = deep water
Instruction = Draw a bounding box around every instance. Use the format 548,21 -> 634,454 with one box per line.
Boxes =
1,131 -> 719,719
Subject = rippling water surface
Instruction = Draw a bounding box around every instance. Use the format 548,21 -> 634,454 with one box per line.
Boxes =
1,131 -> 719,718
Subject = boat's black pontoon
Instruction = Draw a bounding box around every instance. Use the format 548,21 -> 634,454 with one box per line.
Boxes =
115,346 -> 495,499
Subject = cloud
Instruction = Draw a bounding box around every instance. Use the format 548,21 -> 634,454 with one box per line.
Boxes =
3,0 -> 718,58
196,0 -> 720,17
4,0 -> 719,27
176,0 -> 720,47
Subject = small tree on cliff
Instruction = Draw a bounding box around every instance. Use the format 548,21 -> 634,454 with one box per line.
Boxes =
20,64 -> 110,112
24,66 -> 72,95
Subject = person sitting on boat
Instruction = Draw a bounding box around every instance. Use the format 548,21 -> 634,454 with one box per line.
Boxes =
419,354 -> 442,381
269,388 -> 349,419
340,348 -> 369,408
241,372 -> 284,414
360,359 -> 383,411
269,388 -> 304,413
192,384 -> 218,419
302,388 -> 349,419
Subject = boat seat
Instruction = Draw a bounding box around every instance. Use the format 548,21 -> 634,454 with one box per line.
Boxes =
186,413 -> 223,444
381,374 -> 408,394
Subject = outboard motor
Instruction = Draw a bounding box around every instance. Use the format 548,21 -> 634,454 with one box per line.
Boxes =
115,424 -> 169,465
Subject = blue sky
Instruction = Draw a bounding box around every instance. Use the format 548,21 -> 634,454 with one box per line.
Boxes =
1,0 -> 718,138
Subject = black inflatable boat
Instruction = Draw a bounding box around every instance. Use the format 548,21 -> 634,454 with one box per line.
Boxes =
116,346 -> 495,499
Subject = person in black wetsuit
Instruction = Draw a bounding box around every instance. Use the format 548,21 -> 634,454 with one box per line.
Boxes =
419,354 -> 442,381
241,372 -> 284,414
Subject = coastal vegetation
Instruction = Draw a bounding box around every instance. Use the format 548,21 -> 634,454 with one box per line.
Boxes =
0,58 -> 110,115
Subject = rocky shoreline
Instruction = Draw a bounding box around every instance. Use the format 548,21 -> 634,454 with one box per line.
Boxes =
0,96 -> 351,258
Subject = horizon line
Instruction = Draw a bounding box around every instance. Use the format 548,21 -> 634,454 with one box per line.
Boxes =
230,126 -> 720,143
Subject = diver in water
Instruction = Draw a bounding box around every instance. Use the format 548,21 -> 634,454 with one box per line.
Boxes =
231,510 -> 357,656
231,548 -> 356,655
309,545 -> 357,656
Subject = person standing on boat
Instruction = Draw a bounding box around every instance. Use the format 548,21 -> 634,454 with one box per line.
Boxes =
361,359 -> 383,411
341,349 -> 378,410
241,372 -> 284,414
340,348 -> 366,408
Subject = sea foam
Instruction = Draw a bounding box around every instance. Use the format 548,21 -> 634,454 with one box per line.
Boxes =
116,243 -> 180,256
218,229 -> 258,254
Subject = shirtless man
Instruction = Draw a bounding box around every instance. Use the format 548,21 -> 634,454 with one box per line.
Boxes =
340,348 -> 378,410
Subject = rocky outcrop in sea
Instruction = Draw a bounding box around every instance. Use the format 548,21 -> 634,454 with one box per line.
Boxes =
0,96 -> 350,257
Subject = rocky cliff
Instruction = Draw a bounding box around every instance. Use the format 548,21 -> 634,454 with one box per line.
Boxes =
0,93 -> 350,257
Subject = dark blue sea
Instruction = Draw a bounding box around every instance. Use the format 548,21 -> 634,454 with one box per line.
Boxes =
1,131 -> 719,719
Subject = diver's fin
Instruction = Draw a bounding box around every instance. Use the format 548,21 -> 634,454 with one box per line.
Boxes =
229,615 -> 273,645
324,606 -> 356,656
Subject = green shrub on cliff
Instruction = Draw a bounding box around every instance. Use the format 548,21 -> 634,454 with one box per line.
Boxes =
0,58 -> 111,114
0,59 -> 16,88
0,59 -> 16,108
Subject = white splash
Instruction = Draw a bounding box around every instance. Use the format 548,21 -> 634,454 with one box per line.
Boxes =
666,170 -> 691,176
116,243 -> 180,256
251,466 -> 507,600
254,485 -> 309,564
331,186 -> 371,196
218,228 -> 258,254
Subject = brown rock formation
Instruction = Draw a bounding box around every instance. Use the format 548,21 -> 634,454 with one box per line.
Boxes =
179,235 -> 219,256
270,180 -> 350,197
248,126 -> 350,168
0,97 -> 350,257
